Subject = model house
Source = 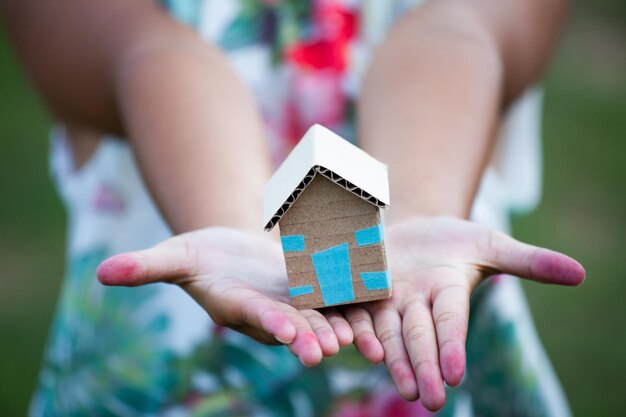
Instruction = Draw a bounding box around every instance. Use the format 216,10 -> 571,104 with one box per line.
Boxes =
264,124 -> 391,309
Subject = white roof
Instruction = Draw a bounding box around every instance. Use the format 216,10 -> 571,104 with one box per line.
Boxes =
264,124 -> 390,231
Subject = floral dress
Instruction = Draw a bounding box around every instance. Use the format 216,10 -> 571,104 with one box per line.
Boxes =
30,1 -> 572,416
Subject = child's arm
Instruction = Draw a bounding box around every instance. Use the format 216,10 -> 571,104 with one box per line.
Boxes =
349,0 -> 578,410
1,0 -> 349,365
2,0 -> 269,232
360,0 -> 568,220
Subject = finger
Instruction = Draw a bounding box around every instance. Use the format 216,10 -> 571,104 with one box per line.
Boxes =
224,287 -> 322,365
279,306 -> 324,367
186,283 -> 298,346
402,299 -> 446,412
371,302 -> 418,401
431,279 -> 471,387
344,306 -> 384,364
481,231 -> 586,285
301,309 -> 340,357
97,236 -> 195,286
238,291 -> 298,345
323,308 -> 354,347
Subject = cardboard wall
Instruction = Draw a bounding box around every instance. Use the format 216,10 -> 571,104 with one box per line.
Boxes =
279,175 -> 390,309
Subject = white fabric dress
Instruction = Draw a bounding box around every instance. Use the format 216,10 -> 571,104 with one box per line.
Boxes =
30,1 -> 571,416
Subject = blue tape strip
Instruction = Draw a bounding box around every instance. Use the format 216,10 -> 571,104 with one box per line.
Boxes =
289,285 -> 314,297
311,242 -> 355,306
360,271 -> 391,291
281,235 -> 305,252
354,224 -> 384,246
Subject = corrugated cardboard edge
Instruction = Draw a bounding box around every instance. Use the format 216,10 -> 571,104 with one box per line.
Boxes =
264,124 -> 390,231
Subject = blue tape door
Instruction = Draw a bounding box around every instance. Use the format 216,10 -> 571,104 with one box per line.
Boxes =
311,243 -> 355,306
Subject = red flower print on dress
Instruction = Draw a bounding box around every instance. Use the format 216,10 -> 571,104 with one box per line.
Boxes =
286,1 -> 357,72
330,389 -> 433,417
285,69 -> 345,142
283,1 -> 359,142
92,182 -> 125,214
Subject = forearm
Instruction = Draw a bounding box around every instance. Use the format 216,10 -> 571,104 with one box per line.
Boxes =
359,0 -> 568,221
1,0 -> 272,233
115,35 -> 271,233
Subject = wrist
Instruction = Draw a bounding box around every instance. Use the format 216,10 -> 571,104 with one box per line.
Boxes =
383,185 -> 473,227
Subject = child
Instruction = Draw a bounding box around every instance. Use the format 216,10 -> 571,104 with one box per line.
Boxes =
1,0 -> 584,415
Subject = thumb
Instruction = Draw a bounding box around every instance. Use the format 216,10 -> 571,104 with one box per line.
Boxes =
481,230 -> 586,286
97,236 -> 196,286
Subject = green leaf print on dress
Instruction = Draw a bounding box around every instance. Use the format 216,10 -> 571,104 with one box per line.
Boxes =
465,282 -> 549,417
172,331 -> 333,417
34,248 -> 179,416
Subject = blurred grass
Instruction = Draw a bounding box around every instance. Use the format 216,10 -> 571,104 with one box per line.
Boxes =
0,22 -> 66,415
512,8 -> 626,417
0,2 -> 624,416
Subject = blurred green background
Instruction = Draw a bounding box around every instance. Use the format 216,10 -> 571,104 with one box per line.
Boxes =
1,2 -> 624,416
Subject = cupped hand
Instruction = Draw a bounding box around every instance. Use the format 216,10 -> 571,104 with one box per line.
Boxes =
339,216 -> 585,411
96,227 -> 354,366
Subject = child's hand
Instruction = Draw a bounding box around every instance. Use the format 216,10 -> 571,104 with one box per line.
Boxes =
96,227 -> 354,366
338,216 -> 585,411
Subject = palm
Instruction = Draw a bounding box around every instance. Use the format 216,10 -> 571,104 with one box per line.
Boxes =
387,217 -> 488,296
340,216 -> 585,411
97,227 -> 353,366
96,220 -> 584,410
176,227 -> 290,302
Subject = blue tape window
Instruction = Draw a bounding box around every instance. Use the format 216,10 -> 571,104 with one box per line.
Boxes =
360,271 -> 391,291
311,243 -> 355,306
289,285 -> 314,297
354,224 -> 384,246
281,235 -> 305,252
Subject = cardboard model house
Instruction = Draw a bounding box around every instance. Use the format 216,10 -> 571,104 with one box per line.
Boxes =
264,124 -> 391,310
